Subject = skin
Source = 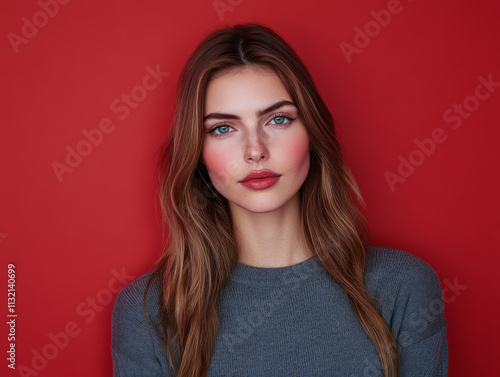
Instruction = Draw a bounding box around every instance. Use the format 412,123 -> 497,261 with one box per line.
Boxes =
200,65 -> 313,268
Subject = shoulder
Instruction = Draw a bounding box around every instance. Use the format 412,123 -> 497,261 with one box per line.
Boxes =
366,245 -> 436,274
112,269 -> 161,311
364,245 -> 447,345
111,270 -> 170,375
111,268 -> 162,340
365,245 -> 442,294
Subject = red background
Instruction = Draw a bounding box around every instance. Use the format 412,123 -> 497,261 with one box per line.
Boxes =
1,0 -> 499,376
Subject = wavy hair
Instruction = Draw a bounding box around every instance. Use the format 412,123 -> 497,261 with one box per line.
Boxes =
144,22 -> 399,376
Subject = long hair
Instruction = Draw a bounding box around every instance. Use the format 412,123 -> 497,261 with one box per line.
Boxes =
144,22 -> 399,376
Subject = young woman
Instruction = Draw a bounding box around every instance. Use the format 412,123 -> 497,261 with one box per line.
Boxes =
111,22 -> 448,377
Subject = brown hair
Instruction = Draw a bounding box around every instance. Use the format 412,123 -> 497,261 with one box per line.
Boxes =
145,22 -> 399,376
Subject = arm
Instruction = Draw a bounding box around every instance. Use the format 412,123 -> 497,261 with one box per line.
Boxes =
398,325 -> 448,376
111,276 -> 168,377
392,257 -> 449,376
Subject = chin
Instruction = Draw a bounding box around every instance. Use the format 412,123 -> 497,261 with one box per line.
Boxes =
231,197 -> 293,214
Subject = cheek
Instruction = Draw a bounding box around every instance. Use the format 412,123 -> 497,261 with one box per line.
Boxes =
279,131 -> 310,172
201,144 -> 237,186
202,146 -> 224,175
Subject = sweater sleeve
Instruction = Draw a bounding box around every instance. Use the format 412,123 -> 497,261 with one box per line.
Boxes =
111,274 -> 167,377
391,254 -> 449,376
398,325 -> 448,376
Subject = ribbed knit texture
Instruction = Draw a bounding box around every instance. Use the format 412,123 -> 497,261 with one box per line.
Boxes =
111,246 -> 448,376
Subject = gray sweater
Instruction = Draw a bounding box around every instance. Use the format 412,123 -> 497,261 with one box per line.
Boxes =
111,246 -> 448,376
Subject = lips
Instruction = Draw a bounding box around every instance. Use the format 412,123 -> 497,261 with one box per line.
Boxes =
240,169 -> 281,183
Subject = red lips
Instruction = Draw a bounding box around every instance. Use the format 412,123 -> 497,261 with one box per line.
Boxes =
240,169 -> 281,183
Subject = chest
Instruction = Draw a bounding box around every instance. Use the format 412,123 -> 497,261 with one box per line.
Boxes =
206,279 -> 385,376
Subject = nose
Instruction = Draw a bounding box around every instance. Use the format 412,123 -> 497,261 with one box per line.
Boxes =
244,131 -> 269,162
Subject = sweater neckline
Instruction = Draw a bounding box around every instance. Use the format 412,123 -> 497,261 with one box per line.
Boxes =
229,255 -> 325,287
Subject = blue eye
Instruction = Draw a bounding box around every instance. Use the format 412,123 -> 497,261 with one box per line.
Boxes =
206,113 -> 296,138
269,114 -> 294,125
208,124 -> 234,136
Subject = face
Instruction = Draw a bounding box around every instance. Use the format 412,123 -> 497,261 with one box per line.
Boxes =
201,65 -> 310,214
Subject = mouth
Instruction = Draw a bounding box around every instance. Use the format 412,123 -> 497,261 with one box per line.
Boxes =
240,170 -> 281,183
240,176 -> 281,190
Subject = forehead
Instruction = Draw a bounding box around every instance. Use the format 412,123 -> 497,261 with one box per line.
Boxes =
204,65 -> 291,113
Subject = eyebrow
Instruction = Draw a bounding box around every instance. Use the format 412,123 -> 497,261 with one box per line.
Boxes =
203,100 -> 296,122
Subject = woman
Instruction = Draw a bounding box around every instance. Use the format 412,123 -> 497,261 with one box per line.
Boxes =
111,22 -> 448,376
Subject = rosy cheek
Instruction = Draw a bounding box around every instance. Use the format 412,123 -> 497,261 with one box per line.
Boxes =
280,131 -> 310,168
202,146 -> 222,173
202,145 -> 234,186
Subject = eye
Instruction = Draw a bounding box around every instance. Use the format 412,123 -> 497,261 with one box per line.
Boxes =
207,124 -> 235,137
268,113 -> 295,126
206,113 -> 296,139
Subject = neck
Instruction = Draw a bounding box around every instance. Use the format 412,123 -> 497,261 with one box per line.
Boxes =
230,192 -> 313,268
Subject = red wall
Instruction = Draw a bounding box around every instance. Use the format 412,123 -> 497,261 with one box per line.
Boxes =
1,0 -> 499,376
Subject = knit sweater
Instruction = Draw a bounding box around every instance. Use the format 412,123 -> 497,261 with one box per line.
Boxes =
111,246 -> 448,376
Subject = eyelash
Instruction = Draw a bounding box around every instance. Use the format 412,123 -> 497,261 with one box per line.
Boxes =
207,113 -> 296,138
